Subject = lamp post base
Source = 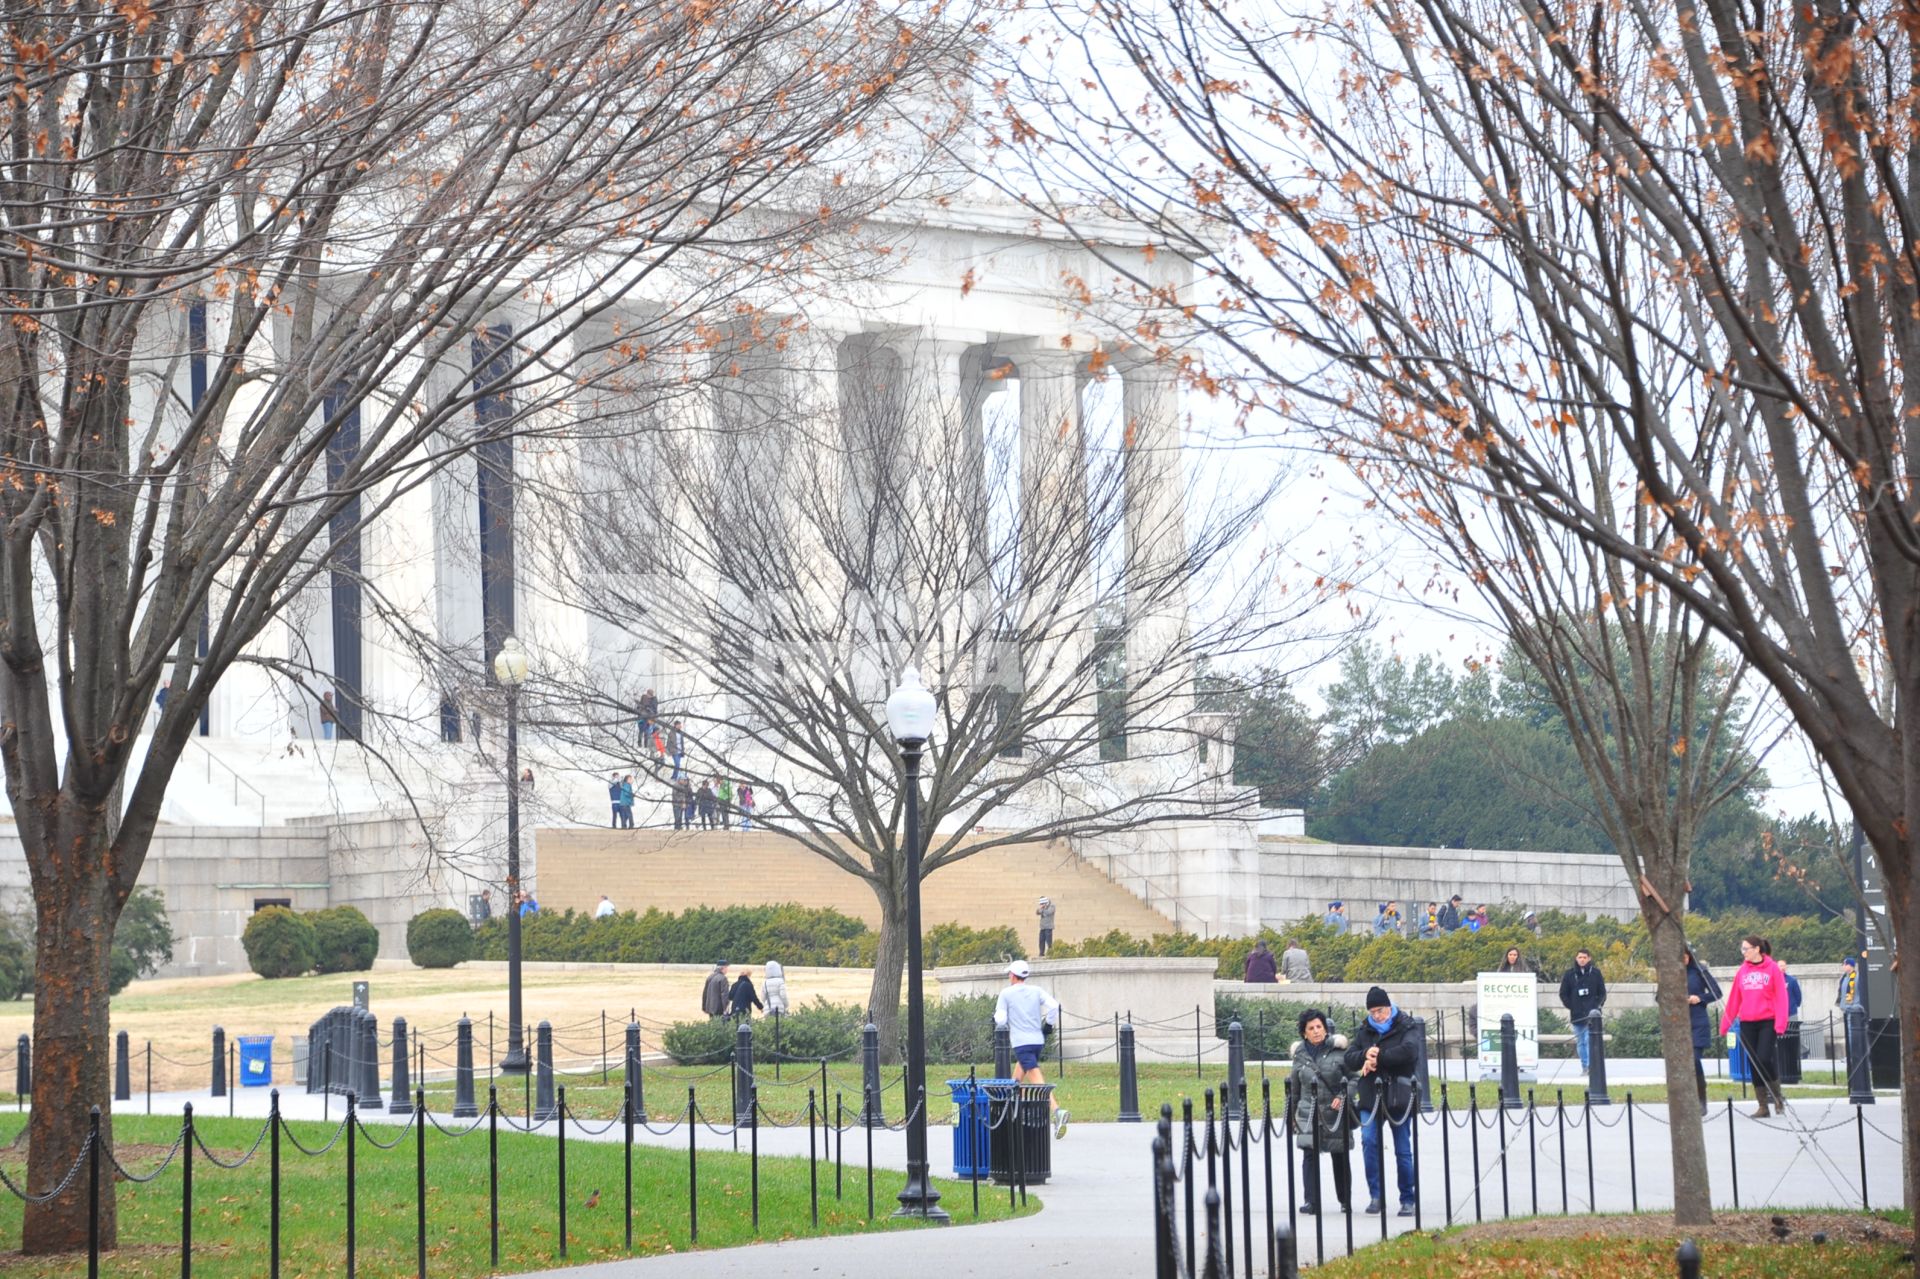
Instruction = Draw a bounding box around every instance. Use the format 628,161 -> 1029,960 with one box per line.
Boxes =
892,1167 -> 950,1223
498,1048 -> 530,1075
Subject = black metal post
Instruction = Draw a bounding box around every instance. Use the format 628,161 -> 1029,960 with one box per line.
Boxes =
1499,1014 -> 1521,1109
624,1083 -> 634,1251
1182,1097 -> 1196,1275
114,1031 -> 130,1103
556,1087 -> 568,1259
1556,1090 -> 1567,1214
1846,1005 -> 1875,1104
390,1018 -> 412,1115
810,1088 -> 820,1228
993,1023 -> 1012,1079
625,1021 -> 643,1121
1118,1022 -> 1142,1122
454,1017 -> 477,1118
1226,1021 -> 1246,1120
181,1102 -> 193,1279
1469,1087 -> 1482,1221
1677,1240 -> 1701,1279
891,737 -> 946,1223
488,1088 -> 500,1269
1440,1085 -> 1453,1226
687,1087 -> 699,1242
501,676 -> 529,1074
734,1021 -> 756,1127
356,1009 -> 379,1102
87,1105 -> 99,1279
1585,1010 -> 1611,1105
345,1091 -> 357,1279
1626,1092 -> 1638,1212
415,1088 -> 427,1279
211,1026 -> 226,1098
533,1021 -> 556,1122
860,1023 -> 884,1127
1858,1104 -> 1869,1210
271,1090 -> 282,1279
1727,1097 -> 1738,1208
1413,1015 -> 1434,1113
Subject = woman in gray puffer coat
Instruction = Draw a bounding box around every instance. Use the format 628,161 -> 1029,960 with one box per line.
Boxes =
1289,1008 -> 1353,1214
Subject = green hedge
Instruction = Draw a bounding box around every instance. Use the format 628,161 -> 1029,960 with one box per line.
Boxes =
660,993 -> 1004,1066
311,905 -> 380,974
1052,907 -> 1854,983
473,904 -> 1023,970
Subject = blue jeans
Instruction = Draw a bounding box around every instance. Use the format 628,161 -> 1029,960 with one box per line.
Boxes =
1361,1111 -> 1414,1207
1573,1022 -> 1591,1071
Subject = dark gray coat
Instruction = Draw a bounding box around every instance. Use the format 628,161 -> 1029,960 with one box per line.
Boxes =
1289,1036 -> 1352,1153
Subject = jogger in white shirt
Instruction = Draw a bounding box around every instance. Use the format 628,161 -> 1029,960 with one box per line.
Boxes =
993,960 -> 1070,1137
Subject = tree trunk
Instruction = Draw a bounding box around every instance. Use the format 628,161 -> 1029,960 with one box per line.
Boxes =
866,882 -> 909,1066
1644,907 -> 1711,1226
23,816 -> 120,1253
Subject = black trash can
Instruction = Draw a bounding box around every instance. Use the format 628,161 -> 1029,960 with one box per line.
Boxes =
985,1082 -> 1054,1186
1777,1022 -> 1803,1085
1869,1017 -> 1902,1090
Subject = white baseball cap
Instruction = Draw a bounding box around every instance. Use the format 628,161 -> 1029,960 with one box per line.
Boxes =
1008,960 -> 1031,978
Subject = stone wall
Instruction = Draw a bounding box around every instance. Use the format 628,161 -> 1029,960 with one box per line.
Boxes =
1257,837 -> 1639,926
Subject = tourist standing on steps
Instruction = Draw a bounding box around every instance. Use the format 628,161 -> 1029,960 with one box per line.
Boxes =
697,779 -> 718,829
1290,1008 -> 1352,1215
1558,948 -> 1608,1072
701,961 -> 731,1017
672,775 -> 694,830
993,960 -> 1069,1137
717,776 -> 734,827
669,719 -> 687,773
618,775 -> 635,828
1035,896 -> 1056,957
319,690 -> 338,740
1721,934 -> 1790,1117
1437,895 -> 1463,933
1346,985 -> 1418,1216
1323,901 -> 1347,931
1243,939 -> 1278,983
608,773 -> 624,828
738,785 -> 756,830
637,689 -> 658,746
1683,945 -> 1721,1117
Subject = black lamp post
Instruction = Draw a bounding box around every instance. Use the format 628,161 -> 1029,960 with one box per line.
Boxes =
495,636 -> 530,1075
886,666 -> 948,1222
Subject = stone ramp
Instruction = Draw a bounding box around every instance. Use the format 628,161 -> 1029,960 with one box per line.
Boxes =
534,828 -> 1176,945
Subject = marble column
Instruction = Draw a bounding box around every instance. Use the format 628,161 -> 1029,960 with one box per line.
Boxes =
1120,357 -> 1194,765
1017,347 -> 1095,755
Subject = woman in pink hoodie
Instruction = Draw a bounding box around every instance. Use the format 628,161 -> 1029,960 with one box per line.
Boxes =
1719,935 -> 1790,1117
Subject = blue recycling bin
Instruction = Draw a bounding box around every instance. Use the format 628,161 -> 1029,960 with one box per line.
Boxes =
948,1078 -> 1000,1177
1727,1030 -> 1749,1083
238,1035 -> 274,1087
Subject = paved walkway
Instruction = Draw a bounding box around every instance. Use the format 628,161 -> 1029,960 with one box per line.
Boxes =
148,1083 -> 1905,1275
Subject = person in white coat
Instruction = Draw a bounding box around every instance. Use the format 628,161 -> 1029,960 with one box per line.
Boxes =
764,960 -> 789,1015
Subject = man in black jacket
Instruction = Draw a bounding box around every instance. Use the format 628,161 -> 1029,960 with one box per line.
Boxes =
1344,985 -> 1419,1216
1437,895 -> 1463,933
1558,949 -> 1608,1072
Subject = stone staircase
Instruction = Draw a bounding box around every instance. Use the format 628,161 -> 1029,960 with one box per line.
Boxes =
532,827 -> 1177,945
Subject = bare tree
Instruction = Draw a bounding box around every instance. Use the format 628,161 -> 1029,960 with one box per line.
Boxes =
985,0 -> 1920,1231
0,0 -> 966,1250
519,338 -> 1315,1052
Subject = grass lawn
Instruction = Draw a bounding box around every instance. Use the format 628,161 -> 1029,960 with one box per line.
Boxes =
1310,1211 -> 1911,1277
426,1061 -> 1849,1128
0,1112 -> 1033,1277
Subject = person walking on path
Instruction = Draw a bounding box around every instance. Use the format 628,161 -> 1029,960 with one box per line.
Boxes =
1243,939 -> 1278,983
1345,985 -> 1418,1216
1683,945 -> 1722,1116
1558,948 -> 1608,1072
1035,897 -> 1056,957
1281,938 -> 1313,982
701,962 -> 731,1017
1290,1008 -> 1352,1215
697,780 -> 719,830
993,960 -> 1069,1137
1721,934 -> 1791,1117
764,960 -> 790,1015
729,967 -> 765,1019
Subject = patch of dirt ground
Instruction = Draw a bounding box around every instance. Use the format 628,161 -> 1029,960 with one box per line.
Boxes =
1447,1211 -> 1910,1249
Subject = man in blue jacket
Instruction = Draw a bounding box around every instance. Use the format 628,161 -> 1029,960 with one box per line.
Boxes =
1344,985 -> 1419,1216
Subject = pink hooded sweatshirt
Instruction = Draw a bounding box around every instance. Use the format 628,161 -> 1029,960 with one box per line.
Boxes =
1719,956 -> 1790,1034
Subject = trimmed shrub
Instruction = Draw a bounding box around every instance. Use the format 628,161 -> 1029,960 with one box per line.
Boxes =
661,1016 -> 736,1064
407,909 -> 475,969
1214,993 -> 1366,1060
243,907 -> 316,979
767,998 -> 865,1060
311,905 -> 380,974
920,994 -> 1000,1064
924,923 -> 1024,968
